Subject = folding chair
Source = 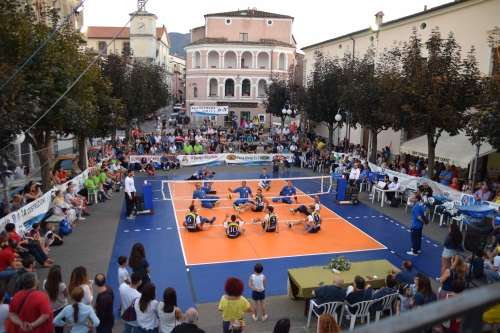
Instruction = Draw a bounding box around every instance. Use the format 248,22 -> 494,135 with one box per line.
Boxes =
396,185 -> 406,206
87,188 -> 99,204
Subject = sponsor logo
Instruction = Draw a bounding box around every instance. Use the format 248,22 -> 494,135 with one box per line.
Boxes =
227,155 -> 237,160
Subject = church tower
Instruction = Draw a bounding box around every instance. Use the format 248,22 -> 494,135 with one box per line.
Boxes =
129,0 -> 158,62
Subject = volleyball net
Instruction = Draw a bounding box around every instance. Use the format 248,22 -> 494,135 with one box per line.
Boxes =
160,175 -> 334,202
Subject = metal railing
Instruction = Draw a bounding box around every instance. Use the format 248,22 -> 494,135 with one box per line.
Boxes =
352,283 -> 500,333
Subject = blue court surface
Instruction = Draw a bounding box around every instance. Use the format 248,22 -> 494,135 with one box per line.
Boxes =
106,171 -> 443,315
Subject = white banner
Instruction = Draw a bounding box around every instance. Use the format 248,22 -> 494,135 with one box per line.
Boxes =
129,155 -> 162,164
190,106 -> 228,115
127,154 -> 294,167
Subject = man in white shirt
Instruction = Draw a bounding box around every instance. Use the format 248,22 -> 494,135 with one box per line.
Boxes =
385,176 -> 401,204
14,163 -> 24,179
283,126 -> 290,135
119,271 -> 142,333
124,169 -> 136,220
110,160 -> 124,183
348,163 -> 360,187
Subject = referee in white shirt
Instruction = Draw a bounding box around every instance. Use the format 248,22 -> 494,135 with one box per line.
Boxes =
125,169 -> 136,219
348,163 -> 360,186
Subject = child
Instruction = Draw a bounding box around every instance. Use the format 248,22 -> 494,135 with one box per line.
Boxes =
249,263 -> 267,321
147,160 -> 155,176
395,283 -> 411,315
117,255 -> 131,315
44,223 -> 64,251
27,223 -> 46,253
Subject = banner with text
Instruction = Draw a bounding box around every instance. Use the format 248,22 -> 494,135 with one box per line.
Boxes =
190,106 -> 228,116
181,153 -> 294,167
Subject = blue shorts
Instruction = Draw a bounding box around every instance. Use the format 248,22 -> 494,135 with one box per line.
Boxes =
252,290 -> 266,300
252,206 -> 264,212
305,225 -> 320,233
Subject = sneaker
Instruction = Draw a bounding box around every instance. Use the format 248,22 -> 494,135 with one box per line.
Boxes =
83,213 -> 91,216
210,217 -> 216,224
127,214 -> 136,220
78,217 -> 85,220
285,220 -> 292,228
163,168 -> 166,170
251,218 -> 256,223
435,277 -> 441,282
406,251 -> 418,256
239,209 -> 245,213
233,204 -> 239,211
252,314 -> 258,322
262,315 -> 268,322
213,201 -> 220,206
289,208 -> 296,214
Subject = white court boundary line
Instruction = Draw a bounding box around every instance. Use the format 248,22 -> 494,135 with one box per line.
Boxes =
162,178 -> 386,267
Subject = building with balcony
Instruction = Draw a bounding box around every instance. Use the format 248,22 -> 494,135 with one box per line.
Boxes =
184,8 -> 296,127
170,52 -> 186,103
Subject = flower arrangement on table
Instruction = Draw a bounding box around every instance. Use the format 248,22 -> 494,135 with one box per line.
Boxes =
328,255 -> 351,271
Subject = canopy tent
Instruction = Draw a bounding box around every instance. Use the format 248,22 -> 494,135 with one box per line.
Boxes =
400,131 -> 496,169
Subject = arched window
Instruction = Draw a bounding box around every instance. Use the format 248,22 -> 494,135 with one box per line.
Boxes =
194,87 -> 198,98
225,79 -> 234,96
242,79 -> 251,96
98,42 -> 107,55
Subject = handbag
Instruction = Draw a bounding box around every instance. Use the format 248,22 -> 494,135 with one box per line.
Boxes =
121,297 -> 138,322
229,319 -> 245,331
25,239 -> 40,247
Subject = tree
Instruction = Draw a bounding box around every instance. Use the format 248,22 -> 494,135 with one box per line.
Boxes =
379,28 -> 481,177
301,50 -> 347,150
263,65 -> 300,128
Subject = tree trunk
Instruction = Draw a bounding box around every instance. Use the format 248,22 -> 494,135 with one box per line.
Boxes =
327,122 -> 334,152
427,132 -> 436,180
78,136 -> 87,171
125,121 -> 131,144
27,131 -> 52,192
370,128 -> 378,164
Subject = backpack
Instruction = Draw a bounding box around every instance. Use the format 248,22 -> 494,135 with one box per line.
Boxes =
390,197 -> 399,208
6,270 -> 23,297
59,219 -> 72,236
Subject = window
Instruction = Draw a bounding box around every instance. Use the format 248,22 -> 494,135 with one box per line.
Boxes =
242,79 -> 251,96
267,20 -> 273,26
225,19 -> 232,25
420,22 -> 427,30
98,42 -> 107,55
225,79 -> 234,96
239,33 -> 248,42
123,43 -> 131,56
194,87 -> 198,98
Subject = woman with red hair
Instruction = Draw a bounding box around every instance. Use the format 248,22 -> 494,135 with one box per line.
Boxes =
219,277 -> 253,333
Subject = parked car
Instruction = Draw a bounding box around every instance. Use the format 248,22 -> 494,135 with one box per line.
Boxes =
173,103 -> 182,111
49,147 -> 101,175
145,113 -> 154,120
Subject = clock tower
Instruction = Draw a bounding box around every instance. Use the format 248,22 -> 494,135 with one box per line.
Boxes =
130,0 -> 158,62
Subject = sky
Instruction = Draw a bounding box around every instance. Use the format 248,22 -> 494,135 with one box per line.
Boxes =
84,0 -> 452,50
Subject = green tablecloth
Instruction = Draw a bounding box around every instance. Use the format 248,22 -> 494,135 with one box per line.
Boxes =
288,259 -> 398,299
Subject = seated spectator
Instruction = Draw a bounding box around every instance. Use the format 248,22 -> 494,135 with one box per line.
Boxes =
0,238 -> 23,280
53,190 -> 77,226
358,163 -> 371,189
65,182 -> 88,217
474,184 -> 492,202
492,187 -> 500,204
385,177 -> 401,204
11,194 -> 25,212
465,250 -> 485,279
183,142 -> 194,155
194,141 -> 203,154
24,183 -> 41,204
449,178 -> 460,190
310,276 -> 345,315
208,142 -> 218,154
147,160 -> 156,176
110,160 -> 125,183
345,275 -> 373,319
5,224 -> 53,268
171,155 -> 181,170
408,165 -> 419,177
50,169 -> 61,186
56,166 -> 67,184
26,223 -> 46,254
372,275 -> 397,311
389,260 -> 417,285
70,160 -> 82,178
485,249 -> 500,284
139,157 -> 148,172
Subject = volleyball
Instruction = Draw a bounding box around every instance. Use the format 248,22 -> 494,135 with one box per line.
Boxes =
227,193 -> 234,199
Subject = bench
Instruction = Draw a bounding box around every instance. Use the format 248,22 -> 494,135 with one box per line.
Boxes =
44,214 -> 66,232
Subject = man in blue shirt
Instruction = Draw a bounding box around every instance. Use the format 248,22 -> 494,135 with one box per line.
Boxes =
201,171 -> 216,194
258,168 -> 271,191
171,154 -> 180,169
358,163 -> 371,189
389,260 -> 417,285
438,165 -> 453,186
186,165 -> 207,181
408,194 -> 426,256
192,182 -> 220,209
228,181 -> 254,211
273,180 -> 298,204
160,153 -> 170,170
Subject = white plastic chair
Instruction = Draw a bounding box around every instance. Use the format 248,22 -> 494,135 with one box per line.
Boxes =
307,300 -> 344,331
373,293 -> 398,322
405,197 -> 413,213
396,185 -> 406,205
87,187 -> 99,204
360,181 -> 370,192
345,300 -> 373,331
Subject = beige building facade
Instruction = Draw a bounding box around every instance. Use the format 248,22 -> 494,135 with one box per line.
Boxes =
301,0 -> 500,155
184,9 -> 296,127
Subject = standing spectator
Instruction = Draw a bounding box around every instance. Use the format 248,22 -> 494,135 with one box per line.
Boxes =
348,163 -> 360,187
248,263 -> 267,321
219,277 -> 253,333
385,177 -> 401,204
159,287 -> 183,333
68,266 -> 93,306
53,286 -> 100,332
407,195 -> 426,256
120,272 -> 143,333
439,165 -> 453,186
129,243 -> 150,292
8,272 -> 54,332
310,276 -> 345,315
436,254 -> 467,299
43,265 -> 68,333
95,274 -> 114,333
171,308 -> 205,333
135,283 -> 159,333
440,224 -> 463,276
125,169 -> 136,220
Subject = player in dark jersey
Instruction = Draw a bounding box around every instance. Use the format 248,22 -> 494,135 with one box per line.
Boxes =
238,188 -> 269,213
222,213 -> 245,239
183,205 -> 216,232
285,205 -> 322,235
252,206 -> 279,234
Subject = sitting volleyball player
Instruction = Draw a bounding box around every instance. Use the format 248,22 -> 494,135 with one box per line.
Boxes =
289,195 -> 321,215
192,182 -> 220,208
273,180 -> 298,204
238,188 -> 269,213
183,205 -> 216,232
258,168 -> 271,191
228,181 -> 254,211
286,205 -> 322,235
223,213 -> 245,239
251,206 -> 279,234
201,171 -> 217,194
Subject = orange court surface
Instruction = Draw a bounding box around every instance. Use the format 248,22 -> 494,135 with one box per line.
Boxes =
171,180 -> 385,265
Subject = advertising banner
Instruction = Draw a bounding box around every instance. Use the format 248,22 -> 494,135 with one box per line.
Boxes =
179,153 -> 294,167
190,106 -> 228,116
